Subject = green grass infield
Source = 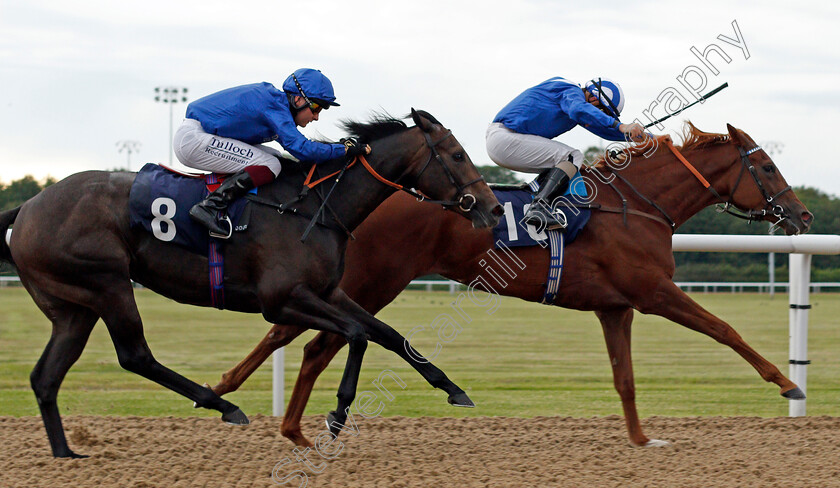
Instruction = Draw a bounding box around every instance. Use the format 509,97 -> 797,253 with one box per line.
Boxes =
1,288 -> 838,418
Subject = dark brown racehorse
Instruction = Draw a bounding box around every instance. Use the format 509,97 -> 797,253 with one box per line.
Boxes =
208,123 -> 814,447
0,110 -> 503,458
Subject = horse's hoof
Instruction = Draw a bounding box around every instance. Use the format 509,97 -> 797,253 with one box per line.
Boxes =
55,446 -> 89,459
325,410 -> 343,436
282,430 -> 314,448
222,408 -> 250,425
56,450 -> 89,459
643,439 -> 671,447
782,387 -> 806,400
448,392 -> 475,408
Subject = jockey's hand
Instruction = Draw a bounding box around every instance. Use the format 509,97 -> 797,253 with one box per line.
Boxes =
345,143 -> 371,158
340,137 -> 361,148
619,122 -> 646,142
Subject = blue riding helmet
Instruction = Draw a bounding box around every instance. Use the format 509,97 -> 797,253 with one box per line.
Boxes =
584,78 -> 624,118
282,68 -> 340,107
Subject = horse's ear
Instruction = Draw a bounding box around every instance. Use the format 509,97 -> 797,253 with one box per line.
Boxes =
410,108 -> 434,133
725,123 -> 741,142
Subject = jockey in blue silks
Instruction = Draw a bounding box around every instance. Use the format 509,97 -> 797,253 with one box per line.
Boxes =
486,77 -> 645,230
174,68 -> 370,237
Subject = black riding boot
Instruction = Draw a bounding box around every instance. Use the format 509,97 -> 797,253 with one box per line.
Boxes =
189,171 -> 255,237
523,167 -> 571,231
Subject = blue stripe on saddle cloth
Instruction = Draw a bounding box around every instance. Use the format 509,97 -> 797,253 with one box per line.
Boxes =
491,171 -> 592,305
128,163 -> 252,256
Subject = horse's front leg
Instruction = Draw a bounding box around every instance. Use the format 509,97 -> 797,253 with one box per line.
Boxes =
639,279 -> 803,399
210,324 -> 308,396
263,285 -> 369,437
595,307 -> 669,447
328,288 -> 474,408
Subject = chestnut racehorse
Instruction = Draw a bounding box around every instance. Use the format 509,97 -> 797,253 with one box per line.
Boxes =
209,122 -> 813,447
0,110 -> 503,458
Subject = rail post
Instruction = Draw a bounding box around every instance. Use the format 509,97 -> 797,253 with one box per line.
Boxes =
272,348 -> 285,416
788,253 -> 811,417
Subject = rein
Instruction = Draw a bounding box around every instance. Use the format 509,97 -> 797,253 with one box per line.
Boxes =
302,130 -> 484,213
252,126 -> 486,242
663,138 -> 793,229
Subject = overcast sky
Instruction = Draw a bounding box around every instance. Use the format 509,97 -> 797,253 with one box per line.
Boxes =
2,0 -> 839,197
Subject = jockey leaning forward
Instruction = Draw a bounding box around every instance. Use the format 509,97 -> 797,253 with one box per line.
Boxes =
486,77 -> 646,230
174,68 -> 371,237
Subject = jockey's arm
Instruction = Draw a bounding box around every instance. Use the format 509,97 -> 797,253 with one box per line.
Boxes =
560,92 -> 625,141
268,108 -> 346,163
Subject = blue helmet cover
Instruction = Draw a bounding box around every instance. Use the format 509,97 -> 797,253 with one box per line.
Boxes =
584,78 -> 624,118
282,68 -> 340,106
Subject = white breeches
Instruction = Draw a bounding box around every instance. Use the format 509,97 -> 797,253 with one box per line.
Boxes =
485,122 -> 583,174
173,119 -> 283,175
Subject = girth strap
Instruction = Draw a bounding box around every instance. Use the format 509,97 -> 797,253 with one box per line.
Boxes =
557,202 -> 673,230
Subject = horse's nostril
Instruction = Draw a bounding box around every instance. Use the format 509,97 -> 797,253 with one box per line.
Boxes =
802,212 -> 814,225
492,205 -> 505,217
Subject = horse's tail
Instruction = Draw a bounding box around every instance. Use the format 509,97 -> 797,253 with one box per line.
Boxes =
0,206 -> 21,264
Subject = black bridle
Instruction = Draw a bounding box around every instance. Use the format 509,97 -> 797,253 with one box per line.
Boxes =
661,136 -> 795,234
712,143 -> 793,231
400,129 -> 485,212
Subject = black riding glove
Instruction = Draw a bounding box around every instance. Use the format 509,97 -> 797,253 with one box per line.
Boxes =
346,144 -> 370,158
342,137 -> 369,157
340,137 -> 362,148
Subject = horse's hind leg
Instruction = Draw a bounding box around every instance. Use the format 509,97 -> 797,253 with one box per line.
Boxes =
29,299 -> 99,458
283,331 -> 346,446
595,307 -> 668,447
643,280 -> 802,398
216,325 -> 346,446
211,324 -> 308,396
95,285 -> 248,424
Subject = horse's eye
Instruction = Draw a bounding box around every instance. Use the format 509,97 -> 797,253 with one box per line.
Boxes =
453,152 -> 465,162
763,164 -> 776,174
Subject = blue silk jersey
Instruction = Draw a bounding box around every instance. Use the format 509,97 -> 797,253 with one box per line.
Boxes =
493,77 -> 626,141
186,82 -> 345,163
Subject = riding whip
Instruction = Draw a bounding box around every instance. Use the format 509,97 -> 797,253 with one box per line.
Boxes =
644,82 -> 729,129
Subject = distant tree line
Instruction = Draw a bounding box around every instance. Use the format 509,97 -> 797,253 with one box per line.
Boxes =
674,186 -> 840,281
2,172 -> 839,282
0,175 -> 56,211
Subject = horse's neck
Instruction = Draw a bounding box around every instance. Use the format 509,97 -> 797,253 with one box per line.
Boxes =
607,144 -> 735,228
317,138 -> 420,233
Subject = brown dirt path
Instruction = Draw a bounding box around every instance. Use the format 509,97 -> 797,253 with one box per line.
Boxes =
2,415 -> 839,487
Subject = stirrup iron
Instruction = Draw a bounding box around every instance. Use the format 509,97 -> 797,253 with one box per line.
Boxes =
209,215 -> 233,239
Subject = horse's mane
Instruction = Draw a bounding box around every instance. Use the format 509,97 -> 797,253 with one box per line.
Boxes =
679,121 -> 730,150
284,111 -> 438,179
338,110 -> 442,145
339,112 -> 408,145
590,121 -> 730,168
